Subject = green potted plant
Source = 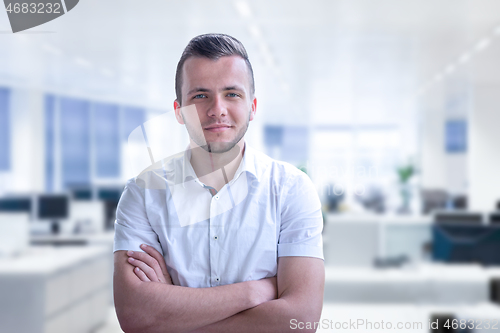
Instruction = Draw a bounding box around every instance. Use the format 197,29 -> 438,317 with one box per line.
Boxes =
397,162 -> 415,214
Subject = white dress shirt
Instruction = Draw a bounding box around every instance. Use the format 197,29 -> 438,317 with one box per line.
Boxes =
114,145 -> 323,288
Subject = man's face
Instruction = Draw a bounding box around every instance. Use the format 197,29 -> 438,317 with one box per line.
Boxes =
174,55 -> 256,154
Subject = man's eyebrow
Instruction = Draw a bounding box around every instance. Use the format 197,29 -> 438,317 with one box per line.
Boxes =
187,87 -> 211,95
223,85 -> 245,92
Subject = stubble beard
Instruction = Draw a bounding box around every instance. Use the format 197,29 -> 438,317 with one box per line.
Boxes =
184,111 -> 251,154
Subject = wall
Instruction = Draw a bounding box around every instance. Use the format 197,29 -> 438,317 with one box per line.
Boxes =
469,84 -> 500,211
5,89 -> 45,193
420,86 -> 447,190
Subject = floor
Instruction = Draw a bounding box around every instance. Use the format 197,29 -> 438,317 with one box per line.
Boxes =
94,307 -> 123,333
94,303 -> 429,333
95,302 -> 500,333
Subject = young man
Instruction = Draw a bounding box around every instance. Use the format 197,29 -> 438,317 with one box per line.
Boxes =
113,33 -> 324,333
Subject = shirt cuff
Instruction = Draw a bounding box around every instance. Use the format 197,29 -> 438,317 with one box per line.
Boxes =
113,221 -> 163,254
113,240 -> 163,254
277,243 -> 324,260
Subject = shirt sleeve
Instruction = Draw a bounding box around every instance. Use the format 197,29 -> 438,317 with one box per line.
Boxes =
113,178 -> 163,255
278,169 -> 324,260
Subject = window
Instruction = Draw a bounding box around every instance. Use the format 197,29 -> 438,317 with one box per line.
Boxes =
59,97 -> 91,189
45,95 -> 146,190
310,126 -> 401,196
281,126 -> 309,164
264,125 -> 309,164
122,106 -> 145,141
0,88 -> 10,171
446,120 -> 467,153
44,95 -> 55,191
93,103 -> 120,177
264,126 -> 283,146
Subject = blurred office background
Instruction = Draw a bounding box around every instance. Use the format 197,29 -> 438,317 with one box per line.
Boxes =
1,0 -> 500,332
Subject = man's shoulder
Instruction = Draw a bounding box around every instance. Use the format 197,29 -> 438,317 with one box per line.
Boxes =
129,151 -> 185,190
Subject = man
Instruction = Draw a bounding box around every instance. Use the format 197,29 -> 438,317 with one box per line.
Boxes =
113,33 -> 324,333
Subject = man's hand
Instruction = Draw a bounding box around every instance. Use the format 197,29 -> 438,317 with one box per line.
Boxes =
126,244 -> 173,284
187,257 -> 324,333
126,244 -> 277,306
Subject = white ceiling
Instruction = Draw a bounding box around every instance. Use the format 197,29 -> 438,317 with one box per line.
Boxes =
0,0 -> 500,125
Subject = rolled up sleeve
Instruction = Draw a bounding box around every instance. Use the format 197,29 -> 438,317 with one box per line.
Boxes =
113,178 -> 163,255
277,170 -> 324,260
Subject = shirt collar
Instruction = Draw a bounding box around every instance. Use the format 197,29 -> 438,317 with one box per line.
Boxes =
181,143 -> 258,188
181,147 -> 196,188
233,143 -> 257,182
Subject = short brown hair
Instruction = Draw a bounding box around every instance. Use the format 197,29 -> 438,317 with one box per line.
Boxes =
175,33 -> 255,105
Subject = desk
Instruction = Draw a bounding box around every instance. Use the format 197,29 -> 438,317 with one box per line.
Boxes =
30,231 -> 116,305
324,263 -> 500,304
318,303 -> 500,332
323,214 -> 432,267
0,246 -> 111,333
30,231 -> 115,247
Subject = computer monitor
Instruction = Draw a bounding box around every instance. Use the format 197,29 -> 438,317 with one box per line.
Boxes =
432,224 -> 500,265
97,188 -> 122,202
491,213 -> 500,225
38,195 -> 69,234
452,195 -> 468,210
71,188 -> 93,200
97,188 -> 123,230
434,211 -> 483,224
0,197 -> 32,213
104,200 -> 119,230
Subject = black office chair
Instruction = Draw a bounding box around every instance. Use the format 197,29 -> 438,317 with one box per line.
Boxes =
490,213 -> 500,225
452,195 -> 467,210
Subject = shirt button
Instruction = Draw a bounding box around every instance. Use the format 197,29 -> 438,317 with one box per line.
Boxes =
214,236 -> 218,240
216,277 -> 220,281
215,195 -> 219,200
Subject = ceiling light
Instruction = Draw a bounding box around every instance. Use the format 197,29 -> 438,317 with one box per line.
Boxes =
281,82 -> 290,92
42,43 -> 62,56
248,24 -> 261,39
122,76 -> 134,86
259,42 -> 274,67
416,87 -> 426,96
234,1 -> 252,19
474,37 -> 491,52
458,52 -> 471,64
74,57 -> 93,68
445,64 -> 456,74
433,73 -> 443,82
100,68 -> 114,77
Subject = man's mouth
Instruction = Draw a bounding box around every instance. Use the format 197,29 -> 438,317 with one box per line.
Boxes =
204,125 -> 232,132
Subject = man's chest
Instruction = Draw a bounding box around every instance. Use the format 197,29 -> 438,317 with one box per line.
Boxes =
143,180 -> 282,287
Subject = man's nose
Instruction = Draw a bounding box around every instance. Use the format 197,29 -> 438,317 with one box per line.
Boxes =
207,95 -> 227,118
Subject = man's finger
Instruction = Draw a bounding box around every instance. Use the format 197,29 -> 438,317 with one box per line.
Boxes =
127,250 -> 165,283
133,267 -> 151,282
140,244 -> 173,284
127,256 -> 160,282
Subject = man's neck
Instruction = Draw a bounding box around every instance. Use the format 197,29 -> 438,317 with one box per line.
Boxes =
189,141 -> 245,192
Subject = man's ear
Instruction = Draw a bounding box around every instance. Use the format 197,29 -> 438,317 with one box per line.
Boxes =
173,100 -> 185,125
249,96 -> 257,121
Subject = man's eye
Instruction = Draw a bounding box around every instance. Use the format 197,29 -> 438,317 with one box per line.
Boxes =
227,93 -> 239,97
193,94 -> 206,99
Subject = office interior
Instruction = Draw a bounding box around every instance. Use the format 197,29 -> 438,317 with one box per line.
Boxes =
1,0 -> 500,332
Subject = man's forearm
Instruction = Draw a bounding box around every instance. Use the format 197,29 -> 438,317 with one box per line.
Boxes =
116,279 -> 258,333
188,296 -> 320,333
115,249 -> 278,333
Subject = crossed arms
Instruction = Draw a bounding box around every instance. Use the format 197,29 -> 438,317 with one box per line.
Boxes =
114,244 -> 325,333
